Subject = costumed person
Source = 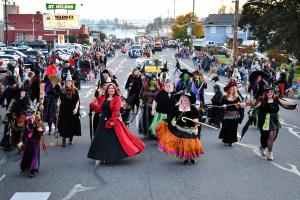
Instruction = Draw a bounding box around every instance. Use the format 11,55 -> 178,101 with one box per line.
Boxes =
156,92 -> 204,164
193,70 -> 207,106
231,68 -> 244,101
219,80 -> 245,146
88,83 -> 145,164
42,75 -> 61,135
159,65 -> 170,90
249,86 -> 298,160
125,68 -> 143,114
209,84 -> 223,128
58,70 -> 81,147
175,69 -> 200,105
2,86 -> 31,151
120,97 -> 131,127
18,109 -> 47,177
150,79 -> 176,137
137,75 -> 160,138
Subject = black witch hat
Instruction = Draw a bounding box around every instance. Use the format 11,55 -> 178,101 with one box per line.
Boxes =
179,68 -> 193,79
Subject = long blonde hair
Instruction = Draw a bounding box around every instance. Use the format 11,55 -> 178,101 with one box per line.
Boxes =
226,85 -> 238,99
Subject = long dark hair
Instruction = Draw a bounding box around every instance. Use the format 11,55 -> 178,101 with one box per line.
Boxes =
104,83 -> 120,98
260,89 -> 278,106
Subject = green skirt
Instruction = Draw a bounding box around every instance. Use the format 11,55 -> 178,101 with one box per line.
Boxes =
262,113 -> 281,131
149,112 -> 167,136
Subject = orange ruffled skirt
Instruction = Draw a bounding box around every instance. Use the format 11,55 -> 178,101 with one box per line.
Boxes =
156,121 -> 204,159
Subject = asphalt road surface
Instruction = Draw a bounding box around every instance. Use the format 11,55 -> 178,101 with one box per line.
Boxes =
1,48 -> 300,200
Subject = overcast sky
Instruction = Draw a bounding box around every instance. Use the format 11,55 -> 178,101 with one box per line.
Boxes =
12,0 -> 247,21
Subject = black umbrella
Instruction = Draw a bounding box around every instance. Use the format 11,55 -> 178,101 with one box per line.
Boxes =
240,116 -> 254,140
249,70 -> 270,83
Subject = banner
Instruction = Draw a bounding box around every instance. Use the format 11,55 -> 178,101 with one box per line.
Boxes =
57,35 -> 65,45
46,4 -> 76,10
43,14 -> 80,30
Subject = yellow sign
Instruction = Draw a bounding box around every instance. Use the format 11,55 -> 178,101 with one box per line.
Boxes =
57,34 -> 65,45
43,14 -> 80,30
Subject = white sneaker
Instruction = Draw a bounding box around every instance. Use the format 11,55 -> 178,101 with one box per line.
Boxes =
260,147 -> 267,156
95,160 -> 100,167
267,151 -> 274,161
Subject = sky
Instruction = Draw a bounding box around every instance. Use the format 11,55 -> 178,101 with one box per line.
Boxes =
11,0 -> 248,22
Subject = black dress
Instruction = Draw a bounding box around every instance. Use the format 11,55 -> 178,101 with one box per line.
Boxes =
219,97 -> 241,144
58,89 -> 81,138
87,100 -> 127,161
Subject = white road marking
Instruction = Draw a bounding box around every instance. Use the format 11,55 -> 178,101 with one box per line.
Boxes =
81,111 -> 87,118
280,118 -> 300,139
236,133 -> 300,177
10,192 -> 51,200
0,174 -> 6,181
62,184 -> 97,200
113,58 -> 126,73
80,85 -> 92,89
82,89 -> 94,98
204,92 -> 215,96
0,155 -> 7,166
107,54 -> 120,66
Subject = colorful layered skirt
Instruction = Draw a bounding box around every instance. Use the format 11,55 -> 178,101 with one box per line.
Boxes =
149,112 -> 167,137
156,121 -> 204,159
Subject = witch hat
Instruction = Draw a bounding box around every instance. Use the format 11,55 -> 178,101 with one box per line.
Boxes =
66,70 -> 73,81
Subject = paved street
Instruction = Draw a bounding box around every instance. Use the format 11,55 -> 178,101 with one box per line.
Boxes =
1,48 -> 300,200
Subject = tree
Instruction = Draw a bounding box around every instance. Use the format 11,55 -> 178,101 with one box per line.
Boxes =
172,12 -> 204,40
77,34 -> 90,44
67,35 -> 76,43
218,5 -> 227,14
239,0 -> 300,60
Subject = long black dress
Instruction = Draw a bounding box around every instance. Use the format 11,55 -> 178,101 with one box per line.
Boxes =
58,89 -> 81,138
87,100 -> 127,161
219,96 -> 241,144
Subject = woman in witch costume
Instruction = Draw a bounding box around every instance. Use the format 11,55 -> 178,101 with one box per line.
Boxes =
58,70 -> 81,147
156,91 -> 204,164
125,68 -> 143,114
219,79 -> 245,146
149,79 -> 176,137
249,86 -> 298,160
175,69 -> 199,105
18,109 -> 47,177
88,83 -> 145,164
42,75 -> 61,135
193,70 -> 207,106
137,74 -> 160,138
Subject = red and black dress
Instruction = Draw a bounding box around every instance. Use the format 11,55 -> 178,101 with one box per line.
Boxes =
88,95 -> 145,162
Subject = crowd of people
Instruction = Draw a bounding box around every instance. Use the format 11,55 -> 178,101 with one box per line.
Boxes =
0,41 -> 298,178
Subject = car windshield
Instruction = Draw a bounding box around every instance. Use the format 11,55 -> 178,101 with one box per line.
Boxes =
132,46 -> 142,50
144,59 -> 162,66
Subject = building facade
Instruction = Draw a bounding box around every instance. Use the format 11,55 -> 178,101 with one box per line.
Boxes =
4,11 -> 88,44
203,14 -> 250,45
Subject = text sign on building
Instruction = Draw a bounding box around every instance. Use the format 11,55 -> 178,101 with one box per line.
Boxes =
43,14 -> 80,30
57,35 -> 65,45
46,3 -> 76,10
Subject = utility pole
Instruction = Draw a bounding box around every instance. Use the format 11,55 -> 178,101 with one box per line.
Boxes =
167,9 -> 169,38
191,0 -> 195,50
4,0 -> 8,45
173,0 -> 175,20
232,0 -> 239,66
32,15 -> 35,41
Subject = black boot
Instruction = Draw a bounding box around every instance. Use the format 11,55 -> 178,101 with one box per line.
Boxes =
62,138 -> 66,147
69,137 -> 73,145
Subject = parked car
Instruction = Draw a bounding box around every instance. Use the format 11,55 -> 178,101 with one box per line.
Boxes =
0,54 -> 19,62
206,41 -> 216,47
30,40 -> 47,48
